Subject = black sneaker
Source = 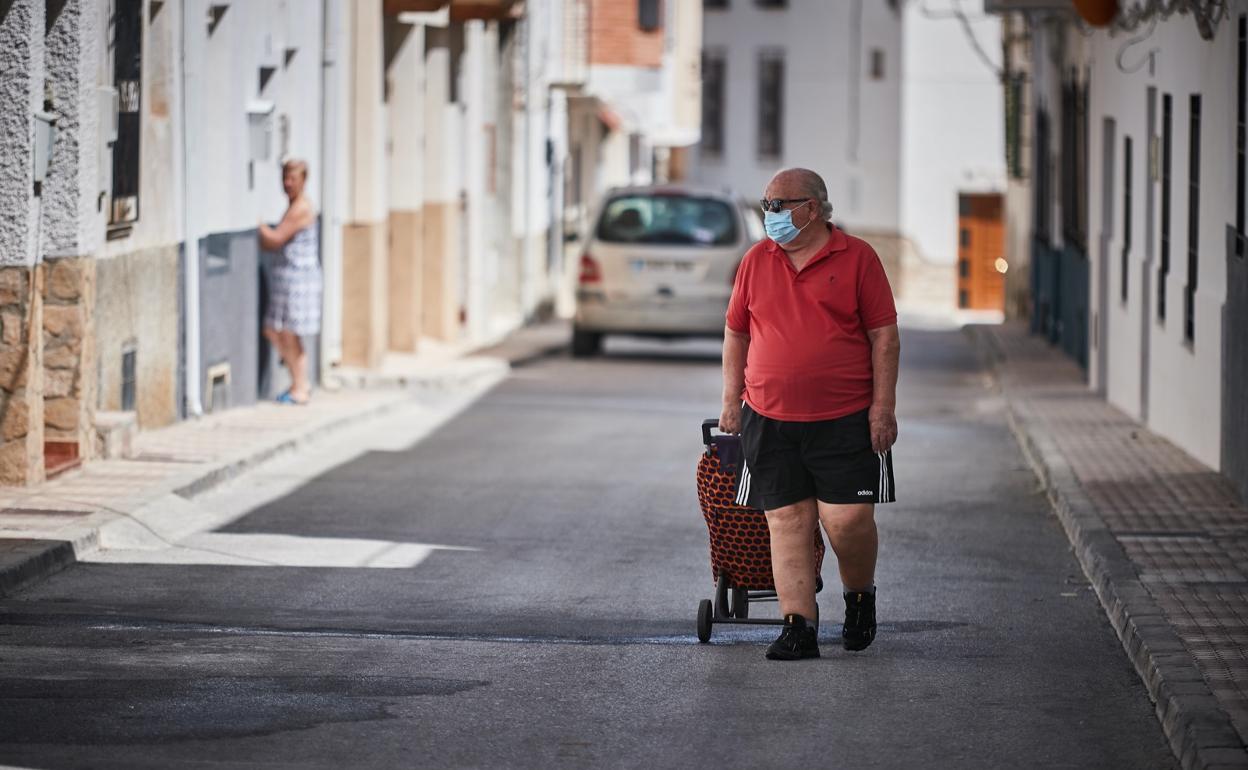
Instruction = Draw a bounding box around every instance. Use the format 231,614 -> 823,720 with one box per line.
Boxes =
765,614 -> 819,660
842,591 -> 876,651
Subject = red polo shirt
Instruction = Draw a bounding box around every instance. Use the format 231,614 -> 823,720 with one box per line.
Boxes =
726,225 -> 897,422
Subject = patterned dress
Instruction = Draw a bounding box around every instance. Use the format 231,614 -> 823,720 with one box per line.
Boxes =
265,222 -> 322,336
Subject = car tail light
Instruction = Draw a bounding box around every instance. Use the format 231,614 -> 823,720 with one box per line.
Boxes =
579,253 -> 602,284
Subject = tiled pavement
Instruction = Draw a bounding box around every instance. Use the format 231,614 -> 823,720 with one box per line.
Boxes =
974,322 -> 1248,770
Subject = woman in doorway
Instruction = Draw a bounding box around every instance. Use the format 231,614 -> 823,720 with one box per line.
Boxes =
259,158 -> 322,405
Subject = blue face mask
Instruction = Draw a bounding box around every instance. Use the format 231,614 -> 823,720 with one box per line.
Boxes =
763,202 -> 813,245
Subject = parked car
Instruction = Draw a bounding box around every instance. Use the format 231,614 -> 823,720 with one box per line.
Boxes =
571,185 -> 764,357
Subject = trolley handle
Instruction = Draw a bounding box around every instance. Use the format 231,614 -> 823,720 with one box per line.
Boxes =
702,418 -> 722,447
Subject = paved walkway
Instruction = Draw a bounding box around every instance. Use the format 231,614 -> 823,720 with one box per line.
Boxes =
974,322 -> 1248,770
0,320 -> 570,597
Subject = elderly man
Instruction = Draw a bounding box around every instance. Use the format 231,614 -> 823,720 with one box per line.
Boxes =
720,168 -> 899,661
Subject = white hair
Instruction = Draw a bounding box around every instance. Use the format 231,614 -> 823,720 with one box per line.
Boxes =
791,168 -> 834,221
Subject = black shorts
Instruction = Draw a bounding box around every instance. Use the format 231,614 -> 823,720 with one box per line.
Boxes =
739,403 -> 896,510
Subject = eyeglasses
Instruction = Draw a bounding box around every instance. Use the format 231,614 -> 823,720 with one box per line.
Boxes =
759,198 -> 812,213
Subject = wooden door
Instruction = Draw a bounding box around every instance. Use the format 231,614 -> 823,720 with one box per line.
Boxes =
957,193 -> 1006,311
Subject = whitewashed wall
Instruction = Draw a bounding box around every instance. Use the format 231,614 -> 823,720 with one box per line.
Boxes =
1081,7 -> 1243,470
693,0 -> 903,231
900,0 -> 1006,266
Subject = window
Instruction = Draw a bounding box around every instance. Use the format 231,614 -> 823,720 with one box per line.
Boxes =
958,289 -> 969,309
1159,94 -> 1172,321
701,53 -> 726,158
109,0 -> 143,229
638,0 -> 662,32
704,0 -> 728,7
1122,136 -> 1132,303
1185,94 -> 1201,343
1034,107 -> 1051,243
755,0 -> 787,7
1005,75 -> 1025,180
959,259 -> 970,278
869,49 -> 885,80
596,194 -> 739,246
758,51 -> 784,159
1236,15 -> 1246,255
1060,79 -> 1088,251
960,228 -> 970,247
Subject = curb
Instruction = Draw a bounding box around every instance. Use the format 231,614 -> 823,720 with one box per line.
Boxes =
968,326 -> 1248,770
0,539 -> 76,598
0,356 -> 511,599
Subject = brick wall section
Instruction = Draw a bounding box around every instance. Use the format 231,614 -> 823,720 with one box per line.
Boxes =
589,0 -> 663,68
42,257 -> 95,457
0,266 -> 44,485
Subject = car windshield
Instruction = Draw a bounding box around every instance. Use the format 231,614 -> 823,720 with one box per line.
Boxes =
596,194 -> 739,246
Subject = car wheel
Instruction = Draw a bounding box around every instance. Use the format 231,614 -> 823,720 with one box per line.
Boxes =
571,328 -> 603,358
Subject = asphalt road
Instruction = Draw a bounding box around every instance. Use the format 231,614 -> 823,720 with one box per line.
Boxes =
0,329 -> 1176,769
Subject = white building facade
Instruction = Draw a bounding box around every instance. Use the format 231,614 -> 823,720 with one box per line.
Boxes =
2,0 -> 696,486
693,0 -> 1006,313
990,0 -> 1248,496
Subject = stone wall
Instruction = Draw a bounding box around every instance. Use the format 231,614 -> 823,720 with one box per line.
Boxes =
0,265 -> 44,485
42,256 -> 94,456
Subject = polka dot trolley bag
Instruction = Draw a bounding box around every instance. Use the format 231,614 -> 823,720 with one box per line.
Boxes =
695,419 -> 826,642
696,419 -> 826,592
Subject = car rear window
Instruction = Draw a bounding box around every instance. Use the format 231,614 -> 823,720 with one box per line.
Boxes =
596,194 -> 739,246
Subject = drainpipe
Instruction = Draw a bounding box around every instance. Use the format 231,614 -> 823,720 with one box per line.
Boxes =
181,0 -> 202,417
318,0 -> 343,369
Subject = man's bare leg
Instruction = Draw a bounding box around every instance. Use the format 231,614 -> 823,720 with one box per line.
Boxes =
766,497 -> 820,620
816,502 -> 877,591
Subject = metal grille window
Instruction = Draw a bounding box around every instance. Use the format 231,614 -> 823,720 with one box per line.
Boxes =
109,0 -> 143,228
1034,108 -> 1051,243
1122,136 -> 1132,303
701,53 -> 725,158
1060,80 -> 1088,251
757,51 -> 784,159
1005,74 -> 1025,179
1159,94 -> 1172,321
121,345 -> 137,413
1185,94 -> 1201,343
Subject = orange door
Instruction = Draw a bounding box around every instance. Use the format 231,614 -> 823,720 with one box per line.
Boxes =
957,193 -> 1006,312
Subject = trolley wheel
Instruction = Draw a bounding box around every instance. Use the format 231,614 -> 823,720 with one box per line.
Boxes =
731,586 -> 750,619
697,599 -> 713,643
714,574 -> 732,619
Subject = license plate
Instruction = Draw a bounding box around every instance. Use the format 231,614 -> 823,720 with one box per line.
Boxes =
631,259 -> 694,273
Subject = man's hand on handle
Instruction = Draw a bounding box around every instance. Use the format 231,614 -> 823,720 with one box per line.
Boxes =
868,404 -> 898,453
719,401 -> 743,435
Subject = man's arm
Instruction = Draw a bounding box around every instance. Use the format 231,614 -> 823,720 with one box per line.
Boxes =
866,324 -> 900,452
719,326 -> 750,434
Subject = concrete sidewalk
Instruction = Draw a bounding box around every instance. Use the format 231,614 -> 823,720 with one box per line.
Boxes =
972,322 -> 1248,770
0,319 -> 569,598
